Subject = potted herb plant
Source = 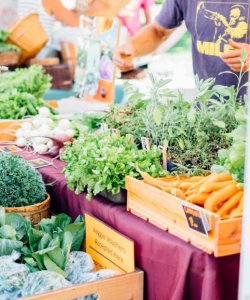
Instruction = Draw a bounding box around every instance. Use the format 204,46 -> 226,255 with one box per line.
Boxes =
0,152 -> 50,224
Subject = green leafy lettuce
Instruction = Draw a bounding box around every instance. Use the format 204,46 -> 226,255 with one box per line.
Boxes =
0,207 -> 85,277
24,214 -> 85,276
61,132 -> 166,199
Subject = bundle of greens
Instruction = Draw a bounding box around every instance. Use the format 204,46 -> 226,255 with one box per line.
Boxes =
70,112 -> 106,139
0,208 -> 31,256
61,132 -> 166,199
0,30 -> 20,54
0,30 -> 9,43
0,207 -> 85,276
0,43 -> 20,54
211,106 -> 247,184
0,64 -> 55,119
0,91 -> 55,119
102,74 -> 243,173
0,64 -> 51,98
24,213 -> 85,276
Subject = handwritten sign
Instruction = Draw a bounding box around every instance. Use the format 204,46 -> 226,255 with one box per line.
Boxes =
0,145 -> 22,153
141,137 -> 150,151
100,123 -> 109,132
183,204 -> 209,236
28,159 -> 51,169
85,214 -> 134,273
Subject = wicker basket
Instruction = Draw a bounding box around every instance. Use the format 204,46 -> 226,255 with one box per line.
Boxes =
5,193 -> 50,225
8,13 -> 48,64
0,51 -> 19,66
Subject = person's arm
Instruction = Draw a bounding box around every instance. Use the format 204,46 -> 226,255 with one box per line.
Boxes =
83,0 -> 110,16
142,0 -> 153,24
83,0 -> 130,17
144,8 -> 151,25
113,22 -> 175,71
221,39 -> 250,72
43,0 -> 80,27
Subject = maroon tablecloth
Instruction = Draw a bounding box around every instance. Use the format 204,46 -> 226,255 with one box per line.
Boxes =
21,152 -> 240,300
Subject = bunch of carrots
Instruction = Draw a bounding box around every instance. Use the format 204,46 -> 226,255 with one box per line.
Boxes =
139,170 -> 243,219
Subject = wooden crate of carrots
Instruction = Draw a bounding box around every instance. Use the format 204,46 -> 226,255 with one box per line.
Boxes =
126,172 -> 243,256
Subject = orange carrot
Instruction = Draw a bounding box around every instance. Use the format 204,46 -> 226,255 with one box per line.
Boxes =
230,212 -> 243,219
230,194 -> 244,218
188,173 -> 233,192
186,176 -> 205,182
185,189 -> 200,197
157,175 -> 186,182
156,178 -> 176,182
161,187 -> 186,200
162,179 -> 185,188
179,181 -> 197,190
217,190 -> 243,217
205,173 -> 233,182
199,180 -> 235,193
186,193 -> 210,205
139,170 -> 174,189
204,183 -> 238,212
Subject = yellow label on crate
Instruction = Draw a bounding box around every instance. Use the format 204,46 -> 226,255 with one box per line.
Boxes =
0,145 -> 22,153
85,214 -> 134,273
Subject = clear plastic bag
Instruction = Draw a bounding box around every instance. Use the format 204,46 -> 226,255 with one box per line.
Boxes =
65,252 -> 119,300
65,251 -> 96,283
22,271 -> 72,297
0,252 -> 29,299
73,269 -> 120,285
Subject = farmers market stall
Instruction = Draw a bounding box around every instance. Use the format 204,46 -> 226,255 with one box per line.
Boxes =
19,151 -> 240,300
0,55 -> 246,299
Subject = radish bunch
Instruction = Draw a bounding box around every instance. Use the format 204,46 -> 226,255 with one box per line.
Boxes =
15,107 -> 74,156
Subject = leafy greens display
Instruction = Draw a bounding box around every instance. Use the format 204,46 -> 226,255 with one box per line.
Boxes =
102,74 -> 244,173
212,106 -> 247,184
0,65 -> 55,119
61,132 -> 166,199
0,65 -> 51,98
0,207 -> 85,277
0,91 -> 55,119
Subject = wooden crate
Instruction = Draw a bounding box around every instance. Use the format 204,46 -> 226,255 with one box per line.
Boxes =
126,176 -> 242,257
22,270 -> 143,300
0,119 -> 25,141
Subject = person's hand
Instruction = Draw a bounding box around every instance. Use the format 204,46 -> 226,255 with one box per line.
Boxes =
221,39 -> 250,72
113,43 -> 135,72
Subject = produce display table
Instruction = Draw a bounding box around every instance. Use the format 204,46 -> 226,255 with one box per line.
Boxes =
21,151 -> 240,300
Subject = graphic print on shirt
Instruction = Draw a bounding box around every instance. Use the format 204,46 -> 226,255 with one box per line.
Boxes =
196,1 -> 249,56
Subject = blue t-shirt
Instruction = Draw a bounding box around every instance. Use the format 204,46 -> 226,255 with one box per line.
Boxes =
156,0 -> 250,94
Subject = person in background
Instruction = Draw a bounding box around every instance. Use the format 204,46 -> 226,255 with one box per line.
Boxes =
18,0 -> 80,58
118,0 -> 154,37
113,0 -> 250,98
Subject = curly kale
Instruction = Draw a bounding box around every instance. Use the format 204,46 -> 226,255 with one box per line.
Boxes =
0,153 -> 46,207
